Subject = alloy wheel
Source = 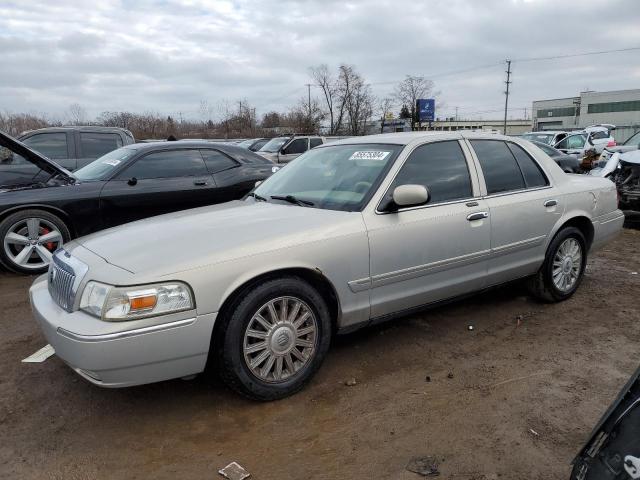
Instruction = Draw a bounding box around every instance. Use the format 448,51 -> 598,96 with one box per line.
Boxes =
243,296 -> 318,383
552,237 -> 582,292
3,217 -> 63,270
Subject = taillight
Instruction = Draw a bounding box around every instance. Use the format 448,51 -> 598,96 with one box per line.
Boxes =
607,140 -> 616,147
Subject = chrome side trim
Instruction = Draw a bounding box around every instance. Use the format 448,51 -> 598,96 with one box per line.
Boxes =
491,235 -> 546,255
57,317 -> 196,342
372,249 -> 491,288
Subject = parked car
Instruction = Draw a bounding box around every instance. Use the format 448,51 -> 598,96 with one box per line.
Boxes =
0,131 -> 275,274
597,129 -> 640,166
571,363 -> 640,479
530,141 -> 581,173
28,132 -> 623,400
521,131 -> 568,146
237,138 -> 269,152
592,149 -> 640,210
0,126 -> 135,189
554,126 -> 616,159
257,135 -> 325,163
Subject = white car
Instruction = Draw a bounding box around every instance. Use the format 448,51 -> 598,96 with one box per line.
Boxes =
554,126 -> 616,158
521,131 -> 569,146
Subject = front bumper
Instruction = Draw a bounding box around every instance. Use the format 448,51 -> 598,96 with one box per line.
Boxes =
29,275 -> 217,388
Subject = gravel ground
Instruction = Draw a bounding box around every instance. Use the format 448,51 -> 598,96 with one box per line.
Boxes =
1,229 -> 639,480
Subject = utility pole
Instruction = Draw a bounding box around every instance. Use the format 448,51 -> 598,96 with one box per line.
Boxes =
503,59 -> 512,135
455,106 -> 458,122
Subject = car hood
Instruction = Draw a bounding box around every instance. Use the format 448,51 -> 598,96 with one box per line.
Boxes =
0,130 -> 75,182
75,200 -> 364,276
620,149 -> 640,165
603,145 -> 637,154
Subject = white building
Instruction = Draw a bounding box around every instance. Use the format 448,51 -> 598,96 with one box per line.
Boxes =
532,89 -> 640,142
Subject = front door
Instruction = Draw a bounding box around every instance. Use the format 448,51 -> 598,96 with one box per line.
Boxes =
99,148 -> 216,227
278,138 -> 309,163
364,140 -> 491,319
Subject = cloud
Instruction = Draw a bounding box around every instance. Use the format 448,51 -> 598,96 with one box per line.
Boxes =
1,0 -> 639,122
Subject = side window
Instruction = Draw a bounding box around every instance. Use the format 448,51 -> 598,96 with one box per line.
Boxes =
80,133 -> 123,159
389,141 -> 472,204
567,135 -> 586,149
555,137 -> 568,149
310,138 -> 323,148
470,140 -> 525,194
117,149 -> 207,180
590,131 -> 608,140
283,138 -> 308,155
200,149 -> 237,173
506,143 -> 548,188
22,133 -> 68,159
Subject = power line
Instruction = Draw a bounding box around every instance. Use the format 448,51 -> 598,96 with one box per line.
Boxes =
512,46 -> 640,63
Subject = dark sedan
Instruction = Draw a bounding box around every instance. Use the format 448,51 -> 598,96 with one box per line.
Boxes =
0,131 -> 276,274
531,141 -> 581,173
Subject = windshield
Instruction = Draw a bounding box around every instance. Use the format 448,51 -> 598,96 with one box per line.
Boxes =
624,131 -> 640,147
74,147 -> 137,180
253,143 -> 403,211
238,139 -> 255,148
522,133 -> 555,145
259,137 -> 290,153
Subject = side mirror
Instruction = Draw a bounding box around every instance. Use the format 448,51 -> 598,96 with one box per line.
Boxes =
380,184 -> 429,211
393,184 -> 429,207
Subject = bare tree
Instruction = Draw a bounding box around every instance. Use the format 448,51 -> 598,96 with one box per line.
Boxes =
337,64 -> 374,136
310,64 -> 345,135
67,103 -> 87,126
394,75 -> 434,130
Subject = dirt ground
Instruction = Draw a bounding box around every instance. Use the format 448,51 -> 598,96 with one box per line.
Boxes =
1,229 -> 639,480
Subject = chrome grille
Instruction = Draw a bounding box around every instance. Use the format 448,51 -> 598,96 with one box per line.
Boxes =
47,250 -> 88,312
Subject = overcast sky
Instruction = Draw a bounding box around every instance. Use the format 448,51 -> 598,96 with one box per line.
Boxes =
1,0 -> 639,123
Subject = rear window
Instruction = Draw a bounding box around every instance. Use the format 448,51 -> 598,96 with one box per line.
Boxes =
471,140 -> 525,194
80,133 -> 123,159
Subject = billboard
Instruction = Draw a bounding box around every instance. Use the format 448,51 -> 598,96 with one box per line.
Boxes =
416,98 -> 435,122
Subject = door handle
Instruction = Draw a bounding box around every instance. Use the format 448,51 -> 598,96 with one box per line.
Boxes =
193,180 -> 208,186
544,199 -> 558,207
467,212 -> 489,221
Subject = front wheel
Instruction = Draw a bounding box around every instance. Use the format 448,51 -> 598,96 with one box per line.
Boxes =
527,226 -> 587,302
0,209 -> 70,274
216,276 -> 332,401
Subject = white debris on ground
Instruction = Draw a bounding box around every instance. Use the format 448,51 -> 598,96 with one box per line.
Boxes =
21,344 -> 55,363
218,462 -> 251,480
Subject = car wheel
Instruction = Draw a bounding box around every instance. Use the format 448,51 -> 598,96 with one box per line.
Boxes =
217,276 -> 332,401
0,209 -> 70,274
527,226 -> 587,302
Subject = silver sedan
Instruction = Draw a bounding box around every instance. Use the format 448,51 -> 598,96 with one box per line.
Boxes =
30,132 -> 624,400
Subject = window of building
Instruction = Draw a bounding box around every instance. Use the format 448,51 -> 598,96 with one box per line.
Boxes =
587,100 -> 640,114
536,107 -> 576,118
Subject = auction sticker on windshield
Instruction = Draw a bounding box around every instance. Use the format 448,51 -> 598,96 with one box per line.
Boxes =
102,159 -> 122,166
349,151 -> 391,161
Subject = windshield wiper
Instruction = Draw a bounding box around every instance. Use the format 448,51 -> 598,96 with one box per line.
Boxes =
270,194 -> 314,207
247,192 -> 267,202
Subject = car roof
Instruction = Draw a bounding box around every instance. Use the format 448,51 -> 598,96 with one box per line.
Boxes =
21,126 -> 132,135
324,131 -> 516,146
523,131 -> 566,135
124,141 -> 271,163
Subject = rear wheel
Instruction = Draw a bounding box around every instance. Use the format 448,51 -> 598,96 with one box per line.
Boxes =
527,226 -> 586,302
0,209 -> 70,274
216,276 -> 332,401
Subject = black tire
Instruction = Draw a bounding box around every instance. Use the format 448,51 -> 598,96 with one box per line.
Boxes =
0,209 -> 71,275
527,226 -> 587,303
216,276 -> 332,401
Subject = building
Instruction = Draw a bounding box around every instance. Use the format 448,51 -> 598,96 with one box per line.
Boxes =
532,88 -> 640,142
427,119 -> 530,136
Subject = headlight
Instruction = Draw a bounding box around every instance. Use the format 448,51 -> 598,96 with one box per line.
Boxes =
80,281 -> 194,321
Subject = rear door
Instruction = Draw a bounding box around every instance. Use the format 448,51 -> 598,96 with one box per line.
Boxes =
77,132 -> 124,169
99,148 -> 215,227
468,139 -> 562,285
